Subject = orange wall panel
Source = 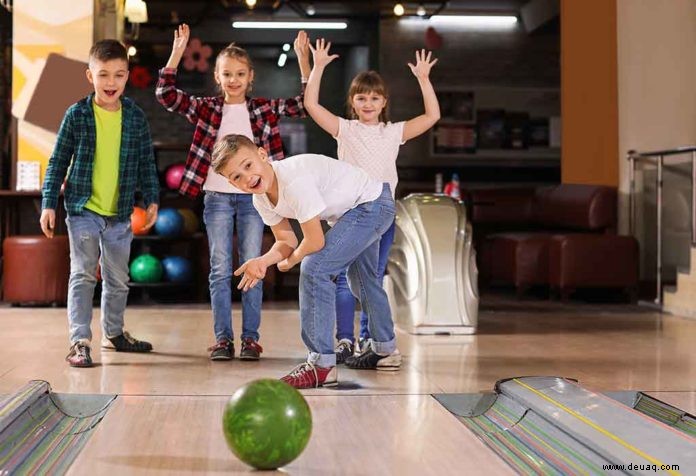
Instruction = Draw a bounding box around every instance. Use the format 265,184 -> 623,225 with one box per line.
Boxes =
561,0 -> 618,186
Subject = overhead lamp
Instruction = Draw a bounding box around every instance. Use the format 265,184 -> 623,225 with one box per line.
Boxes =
282,43 -> 291,52
417,4 -> 426,17
124,0 -> 148,23
306,3 -> 316,16
232,20 -> 348,30
278,53 -> 288,67
246,0 -> 257,7
393,3 -> 405,16
429,15 -> 518,27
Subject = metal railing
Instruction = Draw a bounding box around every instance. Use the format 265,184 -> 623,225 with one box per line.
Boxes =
627,146 -> 696,306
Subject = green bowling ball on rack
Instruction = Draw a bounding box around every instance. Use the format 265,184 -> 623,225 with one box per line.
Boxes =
129,254 -> 163,283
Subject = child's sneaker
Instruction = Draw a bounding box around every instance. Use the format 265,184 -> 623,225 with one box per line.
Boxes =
356,337 -> 371,355
106,331 -> 153,352
66,341 -> 93,368
345,348 -> 401,371
280,362 -> 337,389
239,338 -> 263,361
334,338 -> 354,364
208,338 -> 234,361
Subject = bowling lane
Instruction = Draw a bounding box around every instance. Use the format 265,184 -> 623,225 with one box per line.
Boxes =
67,394 -> 512,476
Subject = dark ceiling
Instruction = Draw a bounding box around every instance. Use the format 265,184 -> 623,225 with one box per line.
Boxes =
142,0 -> 531,24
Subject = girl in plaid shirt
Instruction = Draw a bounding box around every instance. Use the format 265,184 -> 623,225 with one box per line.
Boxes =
156,24 -> 310,361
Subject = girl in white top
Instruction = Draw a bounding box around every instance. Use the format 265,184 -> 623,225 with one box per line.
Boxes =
304,39 -> 440,360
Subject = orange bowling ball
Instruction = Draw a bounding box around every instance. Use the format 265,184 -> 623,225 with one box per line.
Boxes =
131,206 -> 149,235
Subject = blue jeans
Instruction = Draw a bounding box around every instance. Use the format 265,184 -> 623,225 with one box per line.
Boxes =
300,184 -> 396,368
335,219 -> 396,342
65,210 -> 132,344
203,192 -> 264,342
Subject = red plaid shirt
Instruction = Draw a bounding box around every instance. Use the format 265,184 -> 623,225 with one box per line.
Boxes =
156,68 -> 306,199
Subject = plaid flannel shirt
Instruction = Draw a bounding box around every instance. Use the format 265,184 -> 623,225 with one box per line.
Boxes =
41,94 -> 160,221
155,67 -> 306,199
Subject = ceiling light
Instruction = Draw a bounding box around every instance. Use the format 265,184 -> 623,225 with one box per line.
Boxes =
306,3 -> 316,16
429,15 -> 518,27
417,4 -> 426,16
232,20 -> 348,30
278,53 -> 288,67
246,0 -> 257,7
282,43 -> 291,52
393,3 -> 405,16
127,46 -> 137,57
124,0 -> 148,23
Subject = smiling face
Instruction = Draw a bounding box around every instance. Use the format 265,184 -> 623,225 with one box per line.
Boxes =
351,90 -> 388,125
218,144 -> 274,194
214,56 -> 254,104
86,58 -> 129,111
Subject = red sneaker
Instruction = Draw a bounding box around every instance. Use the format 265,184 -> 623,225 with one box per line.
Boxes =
66,341 -> 93,368
280,362 -> 337,389
239,338 -> 263,361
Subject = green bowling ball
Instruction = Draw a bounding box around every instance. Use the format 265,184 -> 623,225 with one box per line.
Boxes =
129,254 -> 163,283
222,379 -> 312,470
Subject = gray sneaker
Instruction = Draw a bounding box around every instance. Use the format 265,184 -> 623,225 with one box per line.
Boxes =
335,339 -> 355,364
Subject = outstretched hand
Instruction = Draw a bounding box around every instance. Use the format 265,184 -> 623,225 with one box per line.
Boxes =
308,38 -> 339,68
234,258 -> 267,292
408,49 -> 438,80
171,24 -> 190,56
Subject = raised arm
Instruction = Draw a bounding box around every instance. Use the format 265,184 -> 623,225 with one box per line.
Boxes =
402,49 -> 441,142
155,24 -> 202,123
294,30 -> 311,83
305,38 -> 341,137
165,23 -> 189,69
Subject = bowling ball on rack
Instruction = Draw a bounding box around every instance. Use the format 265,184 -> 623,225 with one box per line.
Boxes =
129,254 -> 163,283
161,256 -> 193,283
164,163 -> 185,190
154,208 -> 184,237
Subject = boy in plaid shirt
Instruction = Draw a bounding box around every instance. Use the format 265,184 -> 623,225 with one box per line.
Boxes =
40,40 -> 160,367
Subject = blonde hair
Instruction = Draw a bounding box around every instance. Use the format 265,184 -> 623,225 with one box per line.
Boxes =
346,71 -> 389,122
211,134 -> 257,174
215,43 -> 254,94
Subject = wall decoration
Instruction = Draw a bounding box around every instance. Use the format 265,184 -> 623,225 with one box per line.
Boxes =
12,0 -> 93,187
183,38 -> 212,73
129,65 -> 153,89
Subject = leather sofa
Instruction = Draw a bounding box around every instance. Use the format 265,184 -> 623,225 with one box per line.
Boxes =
469,184 -> 639,299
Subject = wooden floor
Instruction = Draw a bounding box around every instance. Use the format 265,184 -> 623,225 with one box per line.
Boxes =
1,298 -> 695,474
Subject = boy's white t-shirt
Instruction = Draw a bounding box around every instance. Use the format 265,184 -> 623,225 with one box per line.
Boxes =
204,103 -> 254,194
335,117 -> 405,198
253,154 -> 383,226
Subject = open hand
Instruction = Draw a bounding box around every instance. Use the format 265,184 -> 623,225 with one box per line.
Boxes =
408,49 -> 438,80
234,258 -> 267,292
39,209 -> 56,239
172,24 -> 190,57
308,38 -> 339,68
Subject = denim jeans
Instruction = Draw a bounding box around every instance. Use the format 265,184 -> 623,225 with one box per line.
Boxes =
203,192 -> 264,342
335,219 -> 396,342
65,210 -> 132,344
300,184 -> 396,368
